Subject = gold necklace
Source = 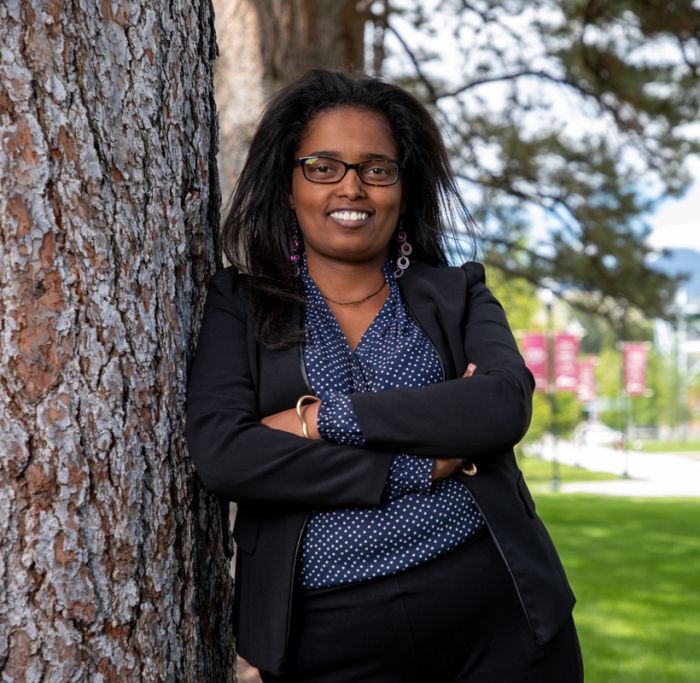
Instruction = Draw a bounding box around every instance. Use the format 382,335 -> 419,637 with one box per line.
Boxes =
321,281 -> 387,306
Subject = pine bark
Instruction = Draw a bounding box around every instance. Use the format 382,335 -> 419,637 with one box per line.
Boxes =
0,1 -> 234,681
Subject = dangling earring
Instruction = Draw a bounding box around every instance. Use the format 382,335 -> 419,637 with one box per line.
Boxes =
290,215 -> 301,277
394,224 -> 413,279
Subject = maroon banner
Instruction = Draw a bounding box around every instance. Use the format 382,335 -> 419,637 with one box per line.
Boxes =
577,356 -> 597,402
521,333 -> 548,392
554,333 -> 580,392
624,343 -> 649,396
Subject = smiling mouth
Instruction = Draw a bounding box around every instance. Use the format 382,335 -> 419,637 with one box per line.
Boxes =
329,210 -> 371,223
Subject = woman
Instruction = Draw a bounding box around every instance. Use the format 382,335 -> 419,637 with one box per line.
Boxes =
186,70 -> 583,682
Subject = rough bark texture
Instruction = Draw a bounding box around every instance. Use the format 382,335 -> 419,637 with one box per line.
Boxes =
0,1 -> 234,681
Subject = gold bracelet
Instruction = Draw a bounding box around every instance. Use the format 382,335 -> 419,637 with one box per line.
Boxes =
295,394 -> 320,439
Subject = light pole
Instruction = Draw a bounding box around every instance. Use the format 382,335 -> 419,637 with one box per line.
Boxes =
675,288 -> 689,441
619,341 -> 630,478
541,287 -> 560,491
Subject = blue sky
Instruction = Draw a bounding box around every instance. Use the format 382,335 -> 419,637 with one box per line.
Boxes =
648,158 -> 700,253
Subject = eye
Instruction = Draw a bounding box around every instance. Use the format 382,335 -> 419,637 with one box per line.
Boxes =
305,158 -> 341,178
361,160 -> 395,179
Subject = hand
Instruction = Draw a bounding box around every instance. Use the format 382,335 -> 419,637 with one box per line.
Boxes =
431,457 -> 463,481
261,401 -> 321,439
431,363 -> 477,481
463,362 -> 477,378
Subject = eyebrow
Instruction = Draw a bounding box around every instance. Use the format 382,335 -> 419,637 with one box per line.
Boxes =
303,150 -> 394,160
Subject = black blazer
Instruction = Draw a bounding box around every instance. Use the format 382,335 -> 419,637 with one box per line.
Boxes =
186,261 -> 575,676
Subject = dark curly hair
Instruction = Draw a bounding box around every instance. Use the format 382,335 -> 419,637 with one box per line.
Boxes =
221,69 -> 475,348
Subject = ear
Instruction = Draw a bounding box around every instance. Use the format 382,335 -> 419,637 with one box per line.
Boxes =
288,194 -> 295,210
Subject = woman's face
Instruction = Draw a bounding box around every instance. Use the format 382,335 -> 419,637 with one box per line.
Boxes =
290,107 -> 403,270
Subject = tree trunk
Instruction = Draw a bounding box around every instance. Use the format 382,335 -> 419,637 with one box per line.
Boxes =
254,0 -> 368,86
213,0 -> 267,208
0,1 -> 234,681
214,0 -> 371,201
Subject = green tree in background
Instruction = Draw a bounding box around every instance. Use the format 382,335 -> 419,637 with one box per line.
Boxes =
484,265 -> 540,333
525,392 -> 582,444
597,346 -> 627,431
596,344 -> 684,433
368,0 -> 699,328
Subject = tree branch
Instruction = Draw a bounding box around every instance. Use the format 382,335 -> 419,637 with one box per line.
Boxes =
384,22 -> 439,103
436,68 -> 585,100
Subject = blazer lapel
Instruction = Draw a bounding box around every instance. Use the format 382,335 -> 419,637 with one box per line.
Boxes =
252,300 -> 311,416
399,264 -> 469,380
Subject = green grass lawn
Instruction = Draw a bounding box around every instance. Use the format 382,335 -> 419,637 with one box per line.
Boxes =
637,440 -> 700,453
534,494 -> 700,683
518,453 -> 619,486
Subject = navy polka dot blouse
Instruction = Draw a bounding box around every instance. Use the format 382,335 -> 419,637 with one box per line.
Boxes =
300,257 -> 485,590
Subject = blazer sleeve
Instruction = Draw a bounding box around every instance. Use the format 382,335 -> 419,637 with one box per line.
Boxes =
185,269 -> 392,507
349,263 -> 534,458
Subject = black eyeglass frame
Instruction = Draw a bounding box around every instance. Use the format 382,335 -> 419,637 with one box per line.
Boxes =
294,156 -> 404,186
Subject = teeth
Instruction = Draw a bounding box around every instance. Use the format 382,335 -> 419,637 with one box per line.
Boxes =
330,210 -> 369,222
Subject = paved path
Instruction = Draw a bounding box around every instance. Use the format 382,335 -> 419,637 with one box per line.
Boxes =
532,440 -> 700,497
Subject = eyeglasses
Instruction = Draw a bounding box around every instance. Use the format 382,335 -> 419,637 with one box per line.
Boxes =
294,156 -> 403,186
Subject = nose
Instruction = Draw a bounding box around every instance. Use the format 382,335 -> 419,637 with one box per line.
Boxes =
335,167 -> 366,198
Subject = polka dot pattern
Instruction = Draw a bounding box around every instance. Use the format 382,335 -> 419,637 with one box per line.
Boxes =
300,257 -> 485,590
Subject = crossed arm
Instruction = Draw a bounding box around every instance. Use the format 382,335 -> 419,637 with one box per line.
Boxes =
186,267 -> 533,508
260,364 -> 479,482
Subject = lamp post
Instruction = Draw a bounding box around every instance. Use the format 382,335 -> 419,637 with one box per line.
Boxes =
618,341 -> 630,478
675,288 -> 689,441
541,287 -> 560,491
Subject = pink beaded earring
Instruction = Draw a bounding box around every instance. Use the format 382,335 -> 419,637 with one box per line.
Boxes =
290,215 -> 301,277
394,225 -> 413,279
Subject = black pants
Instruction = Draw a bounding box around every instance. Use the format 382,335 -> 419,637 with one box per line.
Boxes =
261,530 -> 583,683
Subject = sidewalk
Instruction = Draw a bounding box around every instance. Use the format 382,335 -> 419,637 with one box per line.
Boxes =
533,439 -> 700,497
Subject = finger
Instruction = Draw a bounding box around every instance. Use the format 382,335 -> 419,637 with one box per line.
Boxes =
463,363 -> 477,377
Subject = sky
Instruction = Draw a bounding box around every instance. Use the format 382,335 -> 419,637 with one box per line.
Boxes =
647,158 -> 700,254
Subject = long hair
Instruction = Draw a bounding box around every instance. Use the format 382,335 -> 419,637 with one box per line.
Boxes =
221,69 -> 475,348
